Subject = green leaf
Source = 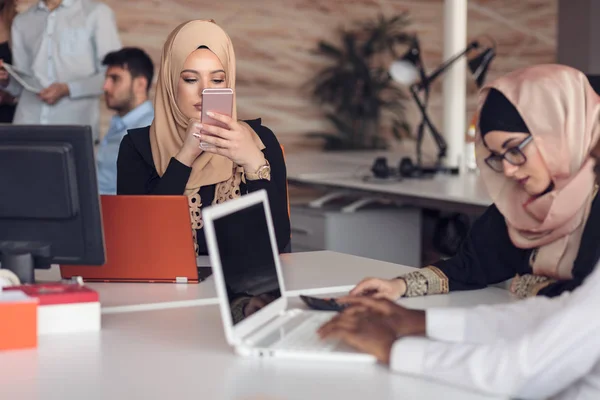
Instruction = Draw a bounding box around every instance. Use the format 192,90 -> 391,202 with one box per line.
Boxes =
309,12 -> 413,150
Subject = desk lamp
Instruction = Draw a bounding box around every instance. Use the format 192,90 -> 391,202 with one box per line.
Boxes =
387,35 -> 496,177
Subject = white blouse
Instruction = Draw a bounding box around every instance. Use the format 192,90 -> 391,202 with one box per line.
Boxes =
5,0 -> 121,140
391,261 -> 600,400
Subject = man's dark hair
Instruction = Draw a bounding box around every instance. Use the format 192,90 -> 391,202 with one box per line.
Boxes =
102,47 -> 154,92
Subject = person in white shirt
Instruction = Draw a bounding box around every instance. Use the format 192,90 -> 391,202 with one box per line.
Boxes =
318,134 -> 600,400
97,47 -> 154,195
0,0 -> 121,141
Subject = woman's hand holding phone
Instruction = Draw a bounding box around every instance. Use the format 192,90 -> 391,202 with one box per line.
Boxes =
198,112 -> 265,172
174,113 -> 264,172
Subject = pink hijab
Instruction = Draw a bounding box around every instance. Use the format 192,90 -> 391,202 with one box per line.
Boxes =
475,64 -> 600,279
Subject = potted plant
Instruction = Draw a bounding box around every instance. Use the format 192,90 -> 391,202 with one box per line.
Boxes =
308,13 -> 414,150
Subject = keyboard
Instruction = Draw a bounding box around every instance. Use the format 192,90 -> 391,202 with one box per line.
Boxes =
271,312 -> 339,351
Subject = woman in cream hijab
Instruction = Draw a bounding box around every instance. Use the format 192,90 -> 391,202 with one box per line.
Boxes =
117,20 -> 291,257
348,64 -> 600,299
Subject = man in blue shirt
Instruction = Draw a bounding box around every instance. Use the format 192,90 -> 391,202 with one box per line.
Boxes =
96,47 -> 155,194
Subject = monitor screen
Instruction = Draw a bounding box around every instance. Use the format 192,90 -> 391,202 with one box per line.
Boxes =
0,125 -> 105,283
212,202 -> 281,325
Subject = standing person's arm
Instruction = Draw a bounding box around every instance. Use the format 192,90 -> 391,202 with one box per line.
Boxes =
67,4 -> 121,99
1,18 -> 26,97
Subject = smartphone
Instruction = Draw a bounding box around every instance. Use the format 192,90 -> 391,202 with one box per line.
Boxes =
199,88 -> 233,150
300,295 -> 346,312
201,88 -> 233,128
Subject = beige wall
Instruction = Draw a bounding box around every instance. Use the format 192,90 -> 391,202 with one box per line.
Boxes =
18,0 -> 557,157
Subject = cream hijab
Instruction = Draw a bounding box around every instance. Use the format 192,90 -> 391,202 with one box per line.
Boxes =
149,19 -> 262,196
476,64 -> 600,279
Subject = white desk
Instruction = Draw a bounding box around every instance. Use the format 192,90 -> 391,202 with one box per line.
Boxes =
285,152 -> 491,264
286,152 -> 491,214
35,266 -> 219,313
6,251 -> 514,400
0,302 -> 506,400
35,252 -> 512,313
38,251 -> 409,312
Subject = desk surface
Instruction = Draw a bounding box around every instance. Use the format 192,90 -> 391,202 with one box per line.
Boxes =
286,150 -> 396,180
12,251 -> 514,399
285,152 -> 492,212
0,301 -> 506,400
36,252 -> 511,313
37,251 -> 413,312
38,251 -> 417,312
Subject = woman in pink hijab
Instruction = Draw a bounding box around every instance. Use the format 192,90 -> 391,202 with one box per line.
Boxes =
350,64 -> 600,299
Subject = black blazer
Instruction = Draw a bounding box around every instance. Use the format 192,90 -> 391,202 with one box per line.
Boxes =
116,118 -> 291,255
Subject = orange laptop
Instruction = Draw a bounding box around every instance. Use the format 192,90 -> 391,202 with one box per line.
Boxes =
60,195 -> 201,283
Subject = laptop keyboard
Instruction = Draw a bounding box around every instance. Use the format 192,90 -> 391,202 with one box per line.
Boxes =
271,312 -> 339,352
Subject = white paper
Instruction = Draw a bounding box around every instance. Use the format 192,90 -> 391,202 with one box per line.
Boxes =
3,63 -> 43,94
0,290 -> 34,303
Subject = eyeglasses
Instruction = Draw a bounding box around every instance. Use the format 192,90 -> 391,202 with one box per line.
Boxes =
484,135 -> 533,173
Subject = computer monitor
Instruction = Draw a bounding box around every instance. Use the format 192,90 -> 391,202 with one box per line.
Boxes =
0,125 -> 105,284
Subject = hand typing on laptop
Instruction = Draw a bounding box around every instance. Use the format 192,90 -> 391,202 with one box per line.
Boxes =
318,297 -> 426,363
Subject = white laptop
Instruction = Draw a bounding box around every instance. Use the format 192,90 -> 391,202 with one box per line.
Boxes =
203,189 -> 376,363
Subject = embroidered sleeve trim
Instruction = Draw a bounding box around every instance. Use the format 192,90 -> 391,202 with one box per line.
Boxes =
401,266 -> 449,297
511,274 -> 555,298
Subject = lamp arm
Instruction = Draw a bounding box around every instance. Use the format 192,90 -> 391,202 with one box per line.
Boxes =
409,85 -> 448,164
415,41 -> 479,90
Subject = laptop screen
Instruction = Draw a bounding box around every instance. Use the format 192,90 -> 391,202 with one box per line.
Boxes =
212,202 -> 281,326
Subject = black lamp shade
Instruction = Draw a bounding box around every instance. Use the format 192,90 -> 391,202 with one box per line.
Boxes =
400,39 -> 422,66
468,47 -> 496,88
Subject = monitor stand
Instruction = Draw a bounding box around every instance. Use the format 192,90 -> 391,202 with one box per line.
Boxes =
0,241 -> 51,284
